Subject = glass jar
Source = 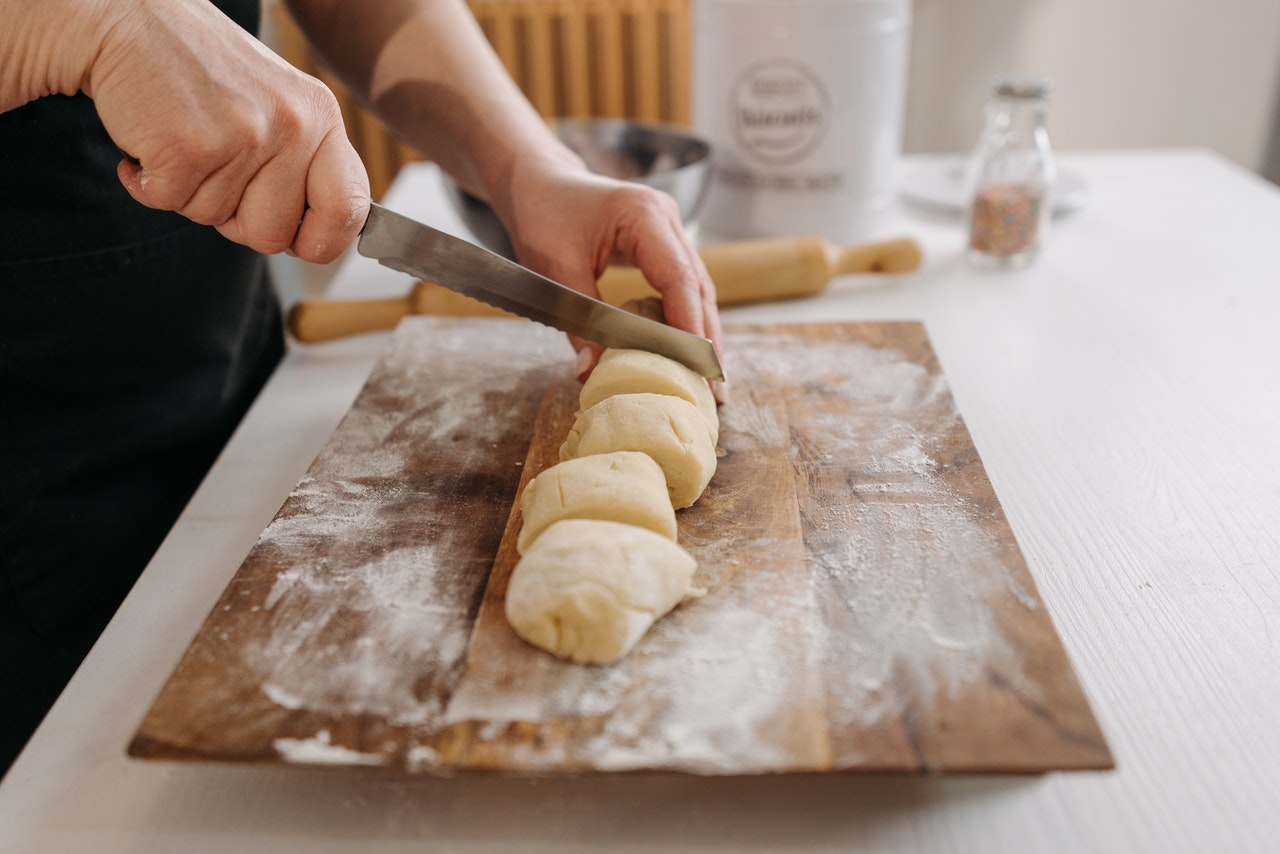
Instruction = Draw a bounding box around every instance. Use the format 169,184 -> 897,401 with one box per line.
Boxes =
963,76 -> 1056,269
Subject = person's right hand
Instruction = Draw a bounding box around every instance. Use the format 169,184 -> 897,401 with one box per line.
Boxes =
81,0 -> 369,263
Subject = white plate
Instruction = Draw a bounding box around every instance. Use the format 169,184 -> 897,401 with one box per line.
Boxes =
899,156 -> 1089,217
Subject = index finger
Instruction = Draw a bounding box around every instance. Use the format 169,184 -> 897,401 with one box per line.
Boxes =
624,215 -> 726,399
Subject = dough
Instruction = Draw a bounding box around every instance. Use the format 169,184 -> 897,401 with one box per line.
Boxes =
505,518 -> 700,664
559,393 -> 717,509
517,451 -> 677,554
580,348 -> 719,443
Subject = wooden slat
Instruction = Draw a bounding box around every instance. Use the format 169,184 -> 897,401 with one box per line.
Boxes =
560,0 -> 594,117
593,4 -> 628,117
485,4 -> 523,82
666,1 -> 692,125
521,1 -> 559,115
630,1 -> 663,121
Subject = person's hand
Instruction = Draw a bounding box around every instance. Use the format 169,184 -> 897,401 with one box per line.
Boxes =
493,155 -> 726,399
82,0 -> 369,263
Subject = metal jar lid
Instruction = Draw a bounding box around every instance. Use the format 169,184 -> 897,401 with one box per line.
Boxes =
992,75 -> 1054,100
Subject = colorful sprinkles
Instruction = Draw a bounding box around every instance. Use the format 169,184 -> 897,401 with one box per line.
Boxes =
968,183 -> 1044,257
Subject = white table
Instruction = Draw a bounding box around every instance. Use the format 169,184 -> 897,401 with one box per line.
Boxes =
3,149 -> 1278,853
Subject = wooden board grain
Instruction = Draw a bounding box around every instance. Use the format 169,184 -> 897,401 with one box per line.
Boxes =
131,317 -> 1112,774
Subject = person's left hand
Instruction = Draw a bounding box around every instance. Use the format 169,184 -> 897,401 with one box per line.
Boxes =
490,155 -> 725,400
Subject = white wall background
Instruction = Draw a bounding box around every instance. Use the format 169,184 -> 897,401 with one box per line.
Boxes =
903,0 -> 1280,173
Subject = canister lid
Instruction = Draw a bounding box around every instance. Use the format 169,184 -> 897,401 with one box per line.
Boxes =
992,75 -> 1053,100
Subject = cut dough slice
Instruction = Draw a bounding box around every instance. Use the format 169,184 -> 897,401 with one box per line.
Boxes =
580,348 -> 719,443
505,518 -> 700,664
517,451 -> 677,554
559,393 -> 717,509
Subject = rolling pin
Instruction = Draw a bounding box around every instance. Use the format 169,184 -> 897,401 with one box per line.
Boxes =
596,234 -> 922,307
287,235 -> 922,343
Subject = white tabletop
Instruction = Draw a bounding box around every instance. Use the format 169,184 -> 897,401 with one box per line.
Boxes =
3,149 -> 1278,853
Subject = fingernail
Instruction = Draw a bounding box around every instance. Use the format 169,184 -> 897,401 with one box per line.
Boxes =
710,378 -> 729,404
575,348 -> 593,381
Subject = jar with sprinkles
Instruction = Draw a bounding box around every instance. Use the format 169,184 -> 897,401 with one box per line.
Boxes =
963,76 -> 1056,269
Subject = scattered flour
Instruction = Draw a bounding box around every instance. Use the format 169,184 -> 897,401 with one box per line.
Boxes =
440,327 -> 1044,772
250,543 -> 473,727
272,729 -> 387,766
241,320 -> 568,758
242,321 -> 1045,772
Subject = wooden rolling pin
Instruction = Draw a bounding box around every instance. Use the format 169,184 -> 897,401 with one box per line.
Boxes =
288,235 -> 922,343
596,234 -> 922,307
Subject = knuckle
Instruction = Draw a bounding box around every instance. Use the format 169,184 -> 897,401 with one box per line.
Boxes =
305,75 -> 345,123
270,102 -> 308,146
289,74 -> 344,135
622,182 -> 677,215
245,217 -> 299,256
249,214 -> 298,253
183,205 -> 230,228
181,189 -> 241,227
255,235 -> 295,256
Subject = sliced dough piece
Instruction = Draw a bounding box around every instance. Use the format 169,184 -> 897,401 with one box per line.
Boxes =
517,451 -> 677,554
580,348 -> 719,443
505,518 -> 699,664
559,393 -> 717,509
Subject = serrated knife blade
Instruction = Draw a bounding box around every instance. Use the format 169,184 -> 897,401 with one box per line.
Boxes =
357,203 -> 724,380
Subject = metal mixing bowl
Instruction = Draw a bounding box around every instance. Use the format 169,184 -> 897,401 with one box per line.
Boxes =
441,117 -> 711,260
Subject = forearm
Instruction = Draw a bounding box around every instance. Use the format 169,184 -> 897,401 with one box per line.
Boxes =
0,0 -> 109,112
284,0 -> 573,201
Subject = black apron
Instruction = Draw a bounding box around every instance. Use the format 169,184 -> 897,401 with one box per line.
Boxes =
0,0 -> 282,771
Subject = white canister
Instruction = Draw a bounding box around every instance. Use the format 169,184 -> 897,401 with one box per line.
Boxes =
694,0 -> 912,243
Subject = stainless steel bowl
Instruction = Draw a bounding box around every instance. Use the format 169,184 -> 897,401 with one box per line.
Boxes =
441,117 -> 711,260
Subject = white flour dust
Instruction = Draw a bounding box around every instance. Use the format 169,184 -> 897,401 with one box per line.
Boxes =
272,729 -> 388,766
745,330 -> 1044,733
243,321 -> 1045,772
581,595 -> 820,773
248,541 -> 472,727
442,328 -> 1045,772
242,320 -> 569,755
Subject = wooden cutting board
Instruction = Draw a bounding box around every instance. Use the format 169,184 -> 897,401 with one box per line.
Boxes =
131,317 -> 1112,774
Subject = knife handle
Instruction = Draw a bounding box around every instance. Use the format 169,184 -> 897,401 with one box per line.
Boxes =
597,235 -> 923,307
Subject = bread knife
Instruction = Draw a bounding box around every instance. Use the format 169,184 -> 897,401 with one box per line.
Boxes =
357,203 -> 724,380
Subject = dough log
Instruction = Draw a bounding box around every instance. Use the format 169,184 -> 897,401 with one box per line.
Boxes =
505,349 -> 721,664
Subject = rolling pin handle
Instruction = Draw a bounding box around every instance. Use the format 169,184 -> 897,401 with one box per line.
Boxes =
287,292 -> 414,343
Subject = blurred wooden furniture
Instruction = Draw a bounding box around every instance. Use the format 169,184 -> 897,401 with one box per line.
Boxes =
273,0 -> 693,200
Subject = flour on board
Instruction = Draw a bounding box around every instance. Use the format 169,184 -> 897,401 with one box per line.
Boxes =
245,321 -> 1044,771
272,729 -> 387,766
247,321 -> 568,747
443,330 -> 1044,772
